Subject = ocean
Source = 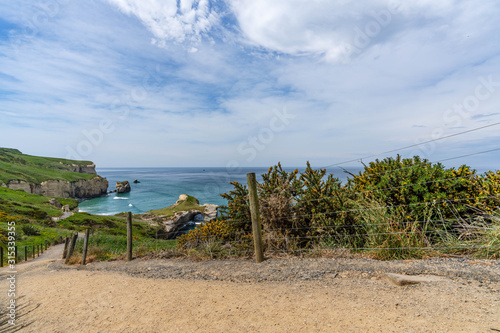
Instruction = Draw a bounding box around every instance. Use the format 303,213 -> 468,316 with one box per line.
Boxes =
79,167 -> 360,215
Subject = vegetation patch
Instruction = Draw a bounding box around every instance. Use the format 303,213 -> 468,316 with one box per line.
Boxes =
70,233 -> 177,263
148,194 -> 205,217
58,212 -> 159,237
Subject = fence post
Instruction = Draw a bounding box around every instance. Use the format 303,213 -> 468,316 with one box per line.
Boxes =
41,243 -> 43,254
64,233 -> 78,264
14,246 -> 18,263
0,247 -> 3,267
37,245 -> 40,257
127,212 -> 133,261
247,173 -> 264,263
81,229 -> 90,265
45,239 -> 48,250
32,245 -> 35,258
24,246 -> 27,262
62,236 -> 70,259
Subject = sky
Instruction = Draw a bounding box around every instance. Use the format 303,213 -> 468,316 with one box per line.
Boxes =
0,0 -> 499,170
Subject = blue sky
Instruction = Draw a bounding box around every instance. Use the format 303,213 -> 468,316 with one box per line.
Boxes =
0,0 -> 499,170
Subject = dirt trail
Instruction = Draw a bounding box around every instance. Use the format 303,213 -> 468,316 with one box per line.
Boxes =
0,247 -> 499,332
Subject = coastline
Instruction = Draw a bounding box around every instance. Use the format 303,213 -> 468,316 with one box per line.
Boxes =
79,166 -> 363,215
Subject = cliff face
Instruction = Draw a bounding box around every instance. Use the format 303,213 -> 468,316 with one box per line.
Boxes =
69,163 -> 97,175
4,176 -> 108,199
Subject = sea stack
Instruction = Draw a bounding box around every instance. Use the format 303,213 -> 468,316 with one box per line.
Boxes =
116,181 -> 131,193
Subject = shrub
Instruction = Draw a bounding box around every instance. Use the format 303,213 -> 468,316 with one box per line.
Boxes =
347,156 -> 499,226
179,157 -> 500,259
21,224 -> 41,236
177,218 -> 237,250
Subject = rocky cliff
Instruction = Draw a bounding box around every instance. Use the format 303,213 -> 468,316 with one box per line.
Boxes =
136,194 -> 219,239
69,163 -> 97,175
3,177 -> 108,199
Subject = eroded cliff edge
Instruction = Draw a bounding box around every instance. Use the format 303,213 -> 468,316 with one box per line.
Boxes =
0,147 -> 108,198
3,177 -> 108,198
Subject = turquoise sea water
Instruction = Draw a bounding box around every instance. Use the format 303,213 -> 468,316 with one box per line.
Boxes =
79,167 -> 359,215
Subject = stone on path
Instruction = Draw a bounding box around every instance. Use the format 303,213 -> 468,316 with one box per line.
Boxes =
385,273 -> 448,286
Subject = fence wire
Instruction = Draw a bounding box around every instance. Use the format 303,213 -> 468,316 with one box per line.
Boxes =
322,121 -> 500,169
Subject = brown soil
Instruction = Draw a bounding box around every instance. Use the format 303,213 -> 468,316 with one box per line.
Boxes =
1,245 -> 499,332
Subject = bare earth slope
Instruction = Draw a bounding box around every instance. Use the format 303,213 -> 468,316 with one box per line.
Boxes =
0,246 -> 499,332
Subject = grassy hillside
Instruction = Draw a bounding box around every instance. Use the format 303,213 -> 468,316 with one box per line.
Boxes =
0,147 -> 96,184
0,187 -> 175,264
0,186 -> 78,221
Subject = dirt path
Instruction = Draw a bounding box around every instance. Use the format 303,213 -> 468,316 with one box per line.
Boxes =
0,248 -> 499,332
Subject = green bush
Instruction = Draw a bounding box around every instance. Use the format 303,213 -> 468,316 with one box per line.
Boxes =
180,157 -> 500,259
21,224 -> 41,236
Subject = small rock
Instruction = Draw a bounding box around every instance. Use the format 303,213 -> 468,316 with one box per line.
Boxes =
385,273 -> 448,286
49,198 -> 62,208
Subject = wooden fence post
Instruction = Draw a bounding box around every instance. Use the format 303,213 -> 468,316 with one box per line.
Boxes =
62,236 -> 70,259
45,239 -> 48,250
247,173 -> 264,263
64,233 -> 78,264
14,246 -> 18,263
0,247 -> 3,267
24,246 -> 27,262
81,229 -> 90,265
32,245 -> 35,258
41,243 -> 43,254
127,212 -> 133,261
37,245 -> 40,257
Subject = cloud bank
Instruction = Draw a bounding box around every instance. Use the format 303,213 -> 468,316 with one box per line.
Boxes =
0,0 -> 499,169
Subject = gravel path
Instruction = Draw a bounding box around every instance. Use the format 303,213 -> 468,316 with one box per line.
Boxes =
48,253 -> 500,287
1,247 -> 500,332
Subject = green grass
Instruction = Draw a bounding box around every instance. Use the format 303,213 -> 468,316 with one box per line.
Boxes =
0,147 -> 96,184
148,194 -> 205,217
71,233 -> 178,262
0,187 -> 79,221
57,212 -> 160,237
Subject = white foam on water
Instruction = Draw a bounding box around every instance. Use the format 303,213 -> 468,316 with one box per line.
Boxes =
128,203 -> 133,207
113,197 -> 129,200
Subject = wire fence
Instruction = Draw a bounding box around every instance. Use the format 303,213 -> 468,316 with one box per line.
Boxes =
322,121 -> 500,169
0,236 -> 65,267
178,169 -> 500,260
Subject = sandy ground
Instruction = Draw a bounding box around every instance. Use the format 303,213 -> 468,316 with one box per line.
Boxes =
1,245 -> 499,332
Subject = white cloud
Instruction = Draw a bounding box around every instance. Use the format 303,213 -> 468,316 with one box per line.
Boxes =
106,0 -> 219,45
228,0 -> 461,61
